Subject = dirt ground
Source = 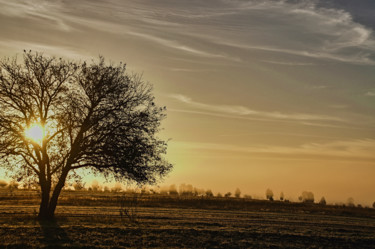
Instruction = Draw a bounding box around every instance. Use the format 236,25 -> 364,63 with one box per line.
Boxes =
0,205 -> 374,248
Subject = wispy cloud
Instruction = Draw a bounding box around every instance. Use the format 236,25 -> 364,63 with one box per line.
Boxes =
169,94 -> 344,122
172,139 -> 375,162
0,0 -> 70,31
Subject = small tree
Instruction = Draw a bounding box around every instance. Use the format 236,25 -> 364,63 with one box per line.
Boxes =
266,188 -> 274,201
169,184 -> 179,196
224,192 -> 231,198
279,192 -> 284,201
205,189 -> 214,198
234,188 -> 241,198
319,197 -> 326,205
372,202 -> 375,209
347,197 -> 355,207
73,182 -> 85,191
301,191 -> 314,203
0,51 -> 172,219
91,180 -> 101,192
111,182 -> 123,193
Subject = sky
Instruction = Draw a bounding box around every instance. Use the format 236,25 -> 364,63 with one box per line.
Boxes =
0,0 -> 374,205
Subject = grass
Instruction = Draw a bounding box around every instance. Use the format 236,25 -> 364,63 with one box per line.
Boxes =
0,189 -> 375,248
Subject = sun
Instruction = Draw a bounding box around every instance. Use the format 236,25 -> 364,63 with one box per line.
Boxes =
25,123 -> 45,143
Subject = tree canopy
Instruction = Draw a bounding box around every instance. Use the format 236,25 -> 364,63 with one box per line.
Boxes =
0,51 -> 172,219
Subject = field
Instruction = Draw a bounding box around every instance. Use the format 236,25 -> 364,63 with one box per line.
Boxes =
1,189 -> 375,248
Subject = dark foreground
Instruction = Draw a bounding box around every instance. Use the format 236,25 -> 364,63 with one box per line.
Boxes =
0,205 -> 375,249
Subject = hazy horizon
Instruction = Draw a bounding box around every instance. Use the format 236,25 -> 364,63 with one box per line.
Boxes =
0,0 -> 374,206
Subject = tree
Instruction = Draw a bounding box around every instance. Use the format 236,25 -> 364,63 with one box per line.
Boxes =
372,202 -> 375,209
301,191 -> 314,203
0,51 -> 172,219
234,188 -> 241,198
279,192 -> 284,201
347,197 -> 355,207
266,188 -> 273,201
319,196 -> 326,205
205,189 -> 214,197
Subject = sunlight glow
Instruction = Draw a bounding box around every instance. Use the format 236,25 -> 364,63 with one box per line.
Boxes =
25,123 -> 45,144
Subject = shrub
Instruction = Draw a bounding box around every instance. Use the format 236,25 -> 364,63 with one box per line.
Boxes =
279,192 -> 284,201
224,192 -> 232,198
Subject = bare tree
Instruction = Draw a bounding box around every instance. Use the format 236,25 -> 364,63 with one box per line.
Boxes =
0,51 -> 172,219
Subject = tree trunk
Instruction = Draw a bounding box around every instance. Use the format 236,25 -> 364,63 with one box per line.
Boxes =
38,169 -> 69,220
38,178 -> 52,220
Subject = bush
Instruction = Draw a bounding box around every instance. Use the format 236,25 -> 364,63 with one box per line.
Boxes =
224,192 -> 231,198
279,192 -> 284,201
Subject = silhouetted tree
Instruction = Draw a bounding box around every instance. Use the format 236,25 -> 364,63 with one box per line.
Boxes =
234,188 -> 241,198
279,192 -> 284,201
319,196 -> 326,205
224,192 -> 231,198
347,197 -> 355,207
372,202 -> 375,209
301,191 -> 314,203
91,180 -> 101,192
169,184 -> 179,196
266,188 -> 274,201
73,182 -> 85,191
205,189 -> 214,197
0,51 -> 172,219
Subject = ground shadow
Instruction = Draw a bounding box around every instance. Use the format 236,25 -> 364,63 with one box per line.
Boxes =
38,218 -> 72,248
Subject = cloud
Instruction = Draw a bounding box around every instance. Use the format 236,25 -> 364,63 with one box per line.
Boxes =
212,0 -> 375,65
172,139 -> 375,162
169,94 -> 345,122
0,0 -> 70,31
